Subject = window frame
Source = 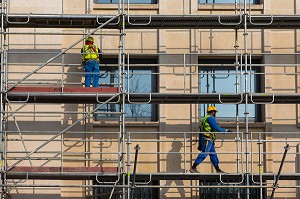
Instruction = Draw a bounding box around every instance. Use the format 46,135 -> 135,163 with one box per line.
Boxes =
199,0 -> 260,4
94,58 -> 158,122
198,58 -> 262,122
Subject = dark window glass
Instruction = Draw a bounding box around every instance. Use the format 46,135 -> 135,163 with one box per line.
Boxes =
94,0 -> 157,4
93,180 -> 159,199
200,179 -> 266,199
95,58 -> 157,121
199,59 -> 262,121
199,0 -> 259,4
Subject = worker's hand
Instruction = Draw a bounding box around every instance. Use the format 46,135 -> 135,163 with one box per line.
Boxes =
226,129 -> 233,132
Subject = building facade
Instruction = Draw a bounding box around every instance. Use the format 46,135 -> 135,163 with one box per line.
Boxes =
2,0 -> 300,198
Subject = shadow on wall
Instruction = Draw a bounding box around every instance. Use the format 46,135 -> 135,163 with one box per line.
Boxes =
160,141 -> 185,198
63,66 -> 83,126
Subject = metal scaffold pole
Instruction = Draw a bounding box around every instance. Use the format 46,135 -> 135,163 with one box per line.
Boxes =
118,0 -> 127,198
0,0 -> 8,197
243,0 -> 250,198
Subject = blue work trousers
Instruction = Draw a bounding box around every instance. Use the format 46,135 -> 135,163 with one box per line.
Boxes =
84,60 -> 99,87
194,138 -> 219,167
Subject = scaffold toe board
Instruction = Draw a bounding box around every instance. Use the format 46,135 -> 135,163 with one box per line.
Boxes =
5,14 -> 300,29
6,172 -> 300,181
134,173 -> 300,181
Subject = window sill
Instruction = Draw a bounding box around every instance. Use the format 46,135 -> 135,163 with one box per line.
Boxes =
93,121 -> 160,127
219,122 -> 265,128
93,4 -> 159,11
198,4 -> 263,11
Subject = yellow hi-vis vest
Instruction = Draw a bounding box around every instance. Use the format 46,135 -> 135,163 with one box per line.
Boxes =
82,45 -> 99,61
200,115 -> 216,140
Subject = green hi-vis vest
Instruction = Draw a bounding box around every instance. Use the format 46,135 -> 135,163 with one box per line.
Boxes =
82,45 -> 99,61
200,115 -> 216,140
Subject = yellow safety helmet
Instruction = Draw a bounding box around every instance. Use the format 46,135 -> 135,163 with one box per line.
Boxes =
86,36 -> 94,42
207,105 -> 218,113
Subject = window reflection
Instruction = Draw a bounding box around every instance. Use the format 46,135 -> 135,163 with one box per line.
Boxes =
199,59 -> 261,121
95,59 -> 157,121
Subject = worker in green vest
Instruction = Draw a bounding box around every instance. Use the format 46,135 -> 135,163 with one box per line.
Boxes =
190,106 -> 233,173
81,36 -> 102,87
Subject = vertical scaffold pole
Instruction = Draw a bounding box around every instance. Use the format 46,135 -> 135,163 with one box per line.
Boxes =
243,0 -> 250,198
118,0 -> 126,198
0,0 -> 7,197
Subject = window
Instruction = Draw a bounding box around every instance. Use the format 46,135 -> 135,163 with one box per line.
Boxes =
95,58 -> 157,121
199,0 -> 260,4
93,180 -> 159,198
94,0 -> 157,4
199,59 -> 262,121
200,179 -> 266,199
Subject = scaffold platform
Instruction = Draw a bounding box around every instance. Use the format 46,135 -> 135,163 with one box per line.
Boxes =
6,87 -> 300,104
6,168 -> 300,181
5,14 -> 300,29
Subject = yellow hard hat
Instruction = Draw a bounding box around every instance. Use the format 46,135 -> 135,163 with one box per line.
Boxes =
86,36 -> 94,42
207,105 -> 218,113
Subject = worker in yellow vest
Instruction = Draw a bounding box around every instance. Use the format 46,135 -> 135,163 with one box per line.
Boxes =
81,36 -> 102,87
190,106 -> 233,173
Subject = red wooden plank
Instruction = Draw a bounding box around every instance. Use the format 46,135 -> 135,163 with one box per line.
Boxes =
9,87 -> 61,92
63,87 -> 118,93
9,166 -> 118,173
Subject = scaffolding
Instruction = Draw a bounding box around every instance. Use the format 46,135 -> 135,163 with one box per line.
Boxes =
2,0 -> 300,198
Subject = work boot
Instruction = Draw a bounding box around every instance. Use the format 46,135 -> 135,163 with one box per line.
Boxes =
216,168 -> 226,173
214,166 -> 225,173
189,167 -> 200,173
189,163 -> 199,173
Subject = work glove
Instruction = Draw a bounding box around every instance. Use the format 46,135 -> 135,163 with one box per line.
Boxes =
226,129 -> 233,132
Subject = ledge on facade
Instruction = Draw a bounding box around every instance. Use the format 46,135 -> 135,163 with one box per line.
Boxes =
93,3 -> 159,11
93,121 -> 160,127
219,122 -> 266,129
198,4 -> 264,11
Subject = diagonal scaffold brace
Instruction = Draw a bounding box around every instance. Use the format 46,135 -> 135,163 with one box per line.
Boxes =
270,144 -> 290,199
131,144 -> 140,199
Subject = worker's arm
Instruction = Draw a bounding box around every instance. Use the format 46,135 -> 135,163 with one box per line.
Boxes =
206,117 -> 226,132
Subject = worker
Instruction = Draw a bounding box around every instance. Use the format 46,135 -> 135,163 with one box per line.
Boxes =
189,105 -> 233,173
81,36 -> 102,87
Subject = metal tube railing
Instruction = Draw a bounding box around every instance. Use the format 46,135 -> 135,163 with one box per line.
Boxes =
3,130 -> 300,192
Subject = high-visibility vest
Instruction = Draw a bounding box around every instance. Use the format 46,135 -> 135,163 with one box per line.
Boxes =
200,115 -> 216,140
82,45 -> 99,61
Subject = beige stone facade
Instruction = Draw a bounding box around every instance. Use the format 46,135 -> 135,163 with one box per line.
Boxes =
3,0 -> 300,198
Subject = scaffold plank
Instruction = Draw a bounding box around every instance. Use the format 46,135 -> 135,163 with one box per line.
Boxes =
6,90 -> 300,104
6,172 -> 300,181
5,14 -> 300,29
